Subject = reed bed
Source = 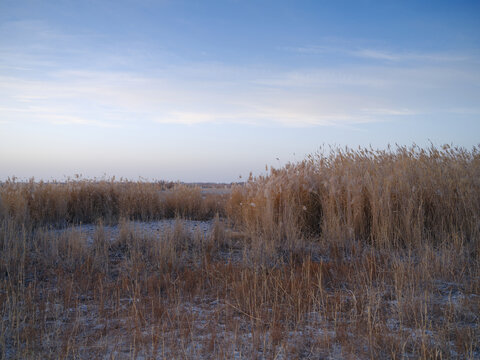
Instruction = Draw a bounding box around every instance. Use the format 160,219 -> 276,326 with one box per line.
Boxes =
228,144 -> 480,250
1,145 -> 479,359
0,179 -> 227,227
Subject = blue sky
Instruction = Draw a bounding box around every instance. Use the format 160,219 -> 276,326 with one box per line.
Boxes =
1,0 -> 479,182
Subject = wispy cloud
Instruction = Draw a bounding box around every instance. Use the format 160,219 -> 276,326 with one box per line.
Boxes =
361,108 -> 418,116
286,44 -> 474,64
1,59 -> 478,128
353,49 -> 401,61
0,103 -> 120,128
1,20 -> 479,129
352,49 -> 472,63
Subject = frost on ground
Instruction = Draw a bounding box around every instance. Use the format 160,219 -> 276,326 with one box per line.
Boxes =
50,219 -> 216,246
3,219 -> 479,359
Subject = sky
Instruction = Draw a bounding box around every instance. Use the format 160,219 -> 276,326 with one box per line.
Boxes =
0,0 -> 479,182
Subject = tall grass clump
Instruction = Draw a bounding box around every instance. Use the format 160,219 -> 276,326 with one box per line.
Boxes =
228,144 -> 480,249
0,178 -> 227,228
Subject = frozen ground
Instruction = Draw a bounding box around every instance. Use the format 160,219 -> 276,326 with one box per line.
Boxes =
50,219 -> 216,246
8,220 -> 478,359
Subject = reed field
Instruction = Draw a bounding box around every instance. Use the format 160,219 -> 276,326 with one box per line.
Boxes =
1,144 -> 479,359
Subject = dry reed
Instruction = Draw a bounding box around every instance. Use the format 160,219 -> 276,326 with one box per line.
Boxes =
1,144 -> 478,359
0,179 -> 227,227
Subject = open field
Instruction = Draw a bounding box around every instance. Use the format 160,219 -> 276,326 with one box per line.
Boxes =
1,145 -> 479,359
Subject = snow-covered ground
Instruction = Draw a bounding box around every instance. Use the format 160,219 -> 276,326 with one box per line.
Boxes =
50,219 -> 216,246
7,220 -> 477,359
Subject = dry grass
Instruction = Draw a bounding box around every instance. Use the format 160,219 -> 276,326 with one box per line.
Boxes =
228,144 -> 479,249
0,178 -> 227,227
1,145 -> 479,359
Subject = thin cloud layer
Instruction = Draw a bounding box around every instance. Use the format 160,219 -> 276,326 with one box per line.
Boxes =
1,1 -> 479,181
1,18 -> 479,129
1,58 -> 478,128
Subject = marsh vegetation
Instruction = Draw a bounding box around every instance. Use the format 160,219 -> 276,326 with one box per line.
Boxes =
1,145 -> 479,359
